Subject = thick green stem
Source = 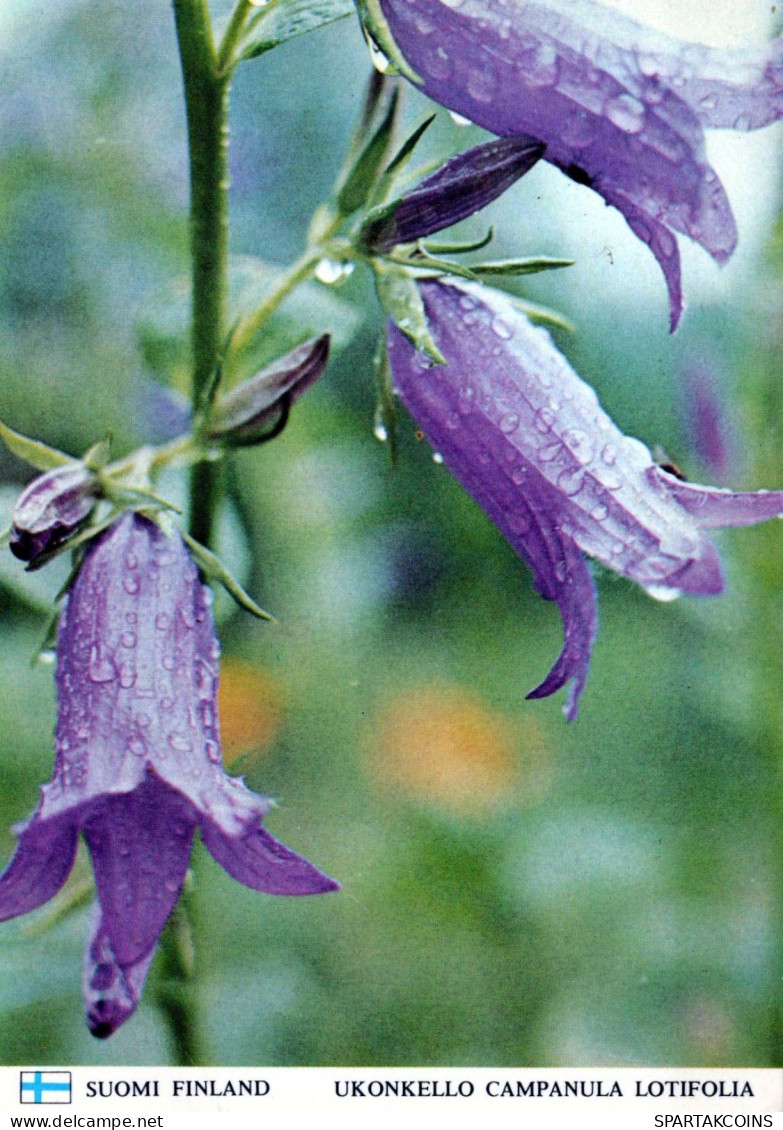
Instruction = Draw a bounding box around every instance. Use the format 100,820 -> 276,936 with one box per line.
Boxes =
173,0 -> 229,549
156,895 -> 206,1066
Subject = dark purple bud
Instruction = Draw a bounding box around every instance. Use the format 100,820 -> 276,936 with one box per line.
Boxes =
10,464 -> 97,563
207,335 -> 330,446
361,136 -> 545,251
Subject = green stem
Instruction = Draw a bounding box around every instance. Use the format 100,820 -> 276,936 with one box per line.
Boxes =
156,895 -> 205,1066
173,0 -> 229,550
216,0 -> 254,76
226,247 -> 325,371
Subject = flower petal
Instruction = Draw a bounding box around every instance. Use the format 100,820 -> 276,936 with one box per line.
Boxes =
652,466 -> 783,529
0,811 -> 79,921
379,0 -> 756,320
82,770 -> 196,967
82,907 -> 156,1039
201,819 -> 340,896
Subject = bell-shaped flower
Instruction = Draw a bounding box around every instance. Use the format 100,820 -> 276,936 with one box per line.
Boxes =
377,0 -> 783,328
0,512 -> 338,1037
386,279 -> 783,718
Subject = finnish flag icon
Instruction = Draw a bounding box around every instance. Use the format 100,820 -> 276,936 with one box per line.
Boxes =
20,1071 -> 72,1104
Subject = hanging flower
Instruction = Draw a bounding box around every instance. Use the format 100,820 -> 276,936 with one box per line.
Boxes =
386,278 -> 783,717
0,513 -> 338,1037
376,0 -> 783,328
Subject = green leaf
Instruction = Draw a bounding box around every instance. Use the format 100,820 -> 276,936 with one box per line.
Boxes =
336,89 -> 399,216
373,260 -> 446,365
82,434 -> 112,471
507,296 -> 576,333
470,257 -> 575,277
181,531 -> 274,622
0,526 -> 10,550
353,0 -> 421,83
239,0 -> 355,62
0,420 -> 75,472
368,115 -> 435,208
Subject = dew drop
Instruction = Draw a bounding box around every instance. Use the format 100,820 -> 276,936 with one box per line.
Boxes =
432,452 -> 444,464
601,444 -> 617,466
126,612 -> 137,625
499,412 -> 519,435
155,613 -> 170,631
121,632 -> 136,649
366,35 -> 392,73
449,111 -> 473,127
137,713 -> 150,728
315,258 -> 354,285
125,554 -> 138,570
491,316 -> 512,340
180,606 -> 196,630
507,511 -> 531,536
563,429 -> 594,466
467,63 -> 498,103
534,407 -> 555,434
554,561 -> 568,584
89,645 -> 116,684
123,576 -> 139,595
590,504 -> 609,522
128,736 -> 146,758
511,465 -> 527,486
119,663 -> 136,690
557,467 -> 585,497
160,697 -> 174,711
606,93 -> 646,133
373,422 -> 388,442
38,649 -> 56,665
538,441 -> 563,463
644,584 -> 681,603
205,739 -> 222,765
168,732 -> 192,753
426,45 -> 453,80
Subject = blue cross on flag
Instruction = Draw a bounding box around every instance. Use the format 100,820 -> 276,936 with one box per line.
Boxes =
20,1071 -> 72,1104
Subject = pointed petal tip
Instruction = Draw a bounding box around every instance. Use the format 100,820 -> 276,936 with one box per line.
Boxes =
202,819 -> 340,897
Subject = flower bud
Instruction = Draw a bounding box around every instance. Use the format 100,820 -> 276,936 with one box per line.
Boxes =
360,136 -> 544,252
10,464 -> 97,563
207,335 -> 330,447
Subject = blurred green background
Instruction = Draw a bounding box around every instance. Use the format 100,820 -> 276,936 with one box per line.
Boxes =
0,0 -> 782,1067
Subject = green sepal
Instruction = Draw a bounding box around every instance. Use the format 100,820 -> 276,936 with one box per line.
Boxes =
0,420 -> 75,472
102,483 -> 184,514
388,252 -> 478,282
373,260 -> 446,365
469,257 -> 575,277
367,115 -> 435,210
82,433 -> 112,472
336,88 -> 399,216
181,530 -> 274,622
374,337 -> 398,468
353,0 -> 421,83
238,0 -> 355,63
508,296 -> 576,333
422,228 -> 494,256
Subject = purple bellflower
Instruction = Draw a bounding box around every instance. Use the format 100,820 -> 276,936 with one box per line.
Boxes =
386,278 -> 783,718
0,512 -> 338,1037
377,0 -> 783,328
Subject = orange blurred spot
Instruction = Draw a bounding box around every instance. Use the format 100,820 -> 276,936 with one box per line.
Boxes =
217,659 -> 284,766
367,684 -> 551,814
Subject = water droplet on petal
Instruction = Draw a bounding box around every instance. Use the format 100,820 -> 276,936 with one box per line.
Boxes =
155,613 -> 170,631
499,412 -> 519,435
601,444 -> 617,466
534,408 -> 555,434
426,45 -> 453,80
467,62 -> 498,103
590,504 -> 609,522
449,111 -> 473,127
606,93 -> 646,133
557,468 -> 585,497
491,316 -> 512,340
123,576 -> 139,595
119,662 -> 136,689
89,645 -> 116,683
563,429 -> 594,466
121,632 -> 136,649
168,731 -> 193,753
